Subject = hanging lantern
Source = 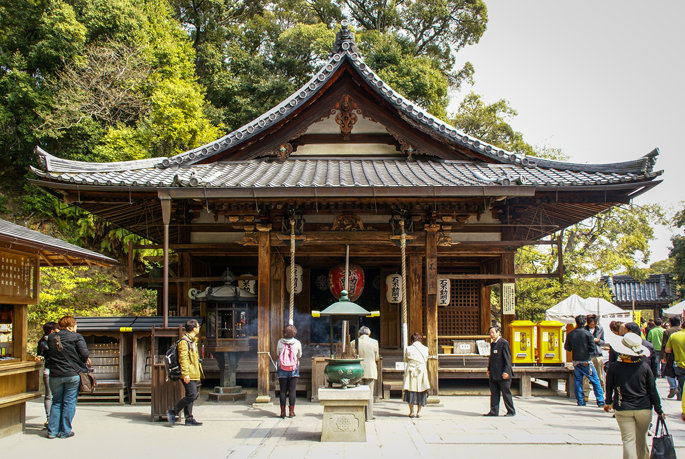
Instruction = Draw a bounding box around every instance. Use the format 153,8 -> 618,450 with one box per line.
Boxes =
438,276 -> 451,307
386,273 -> 402,304
238,275 -> 257,294
285,264 -> 303,294
328,263 -> 365,301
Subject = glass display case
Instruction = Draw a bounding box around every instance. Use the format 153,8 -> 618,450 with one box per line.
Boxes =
205,303 -> 250,351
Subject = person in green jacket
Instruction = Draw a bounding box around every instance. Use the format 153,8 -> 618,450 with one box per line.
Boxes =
167,320 -> 204,426
647,318 -> 665,377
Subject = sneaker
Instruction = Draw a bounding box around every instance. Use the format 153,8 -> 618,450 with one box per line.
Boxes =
167,410 -> 176,426
58,432 -> 75,439
185,418 -> 203,426
668,388 -> 677,399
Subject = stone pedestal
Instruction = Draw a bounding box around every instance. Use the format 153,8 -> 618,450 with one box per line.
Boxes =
318,386 -> 370,442
208,385 -> 247,402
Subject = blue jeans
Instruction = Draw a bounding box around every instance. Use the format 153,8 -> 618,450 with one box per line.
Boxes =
574,362 -> 605,406
48,375 -> 80,437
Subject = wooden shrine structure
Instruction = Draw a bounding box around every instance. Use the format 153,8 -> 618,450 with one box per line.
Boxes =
0,219 -> 117,437
30,22 -> 662,402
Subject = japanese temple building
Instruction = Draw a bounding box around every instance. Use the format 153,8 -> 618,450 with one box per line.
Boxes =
604,273 -> 678,317
29,23 -> 662,402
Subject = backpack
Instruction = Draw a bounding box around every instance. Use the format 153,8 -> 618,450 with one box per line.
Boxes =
164,337 -> 190,382
279,342 -> 298,371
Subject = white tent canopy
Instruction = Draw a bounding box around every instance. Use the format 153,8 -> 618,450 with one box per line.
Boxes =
663,300 -> 685,317
545,294 -> 631,324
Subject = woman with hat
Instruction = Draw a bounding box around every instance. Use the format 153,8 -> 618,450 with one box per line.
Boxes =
603,332 -> 663,459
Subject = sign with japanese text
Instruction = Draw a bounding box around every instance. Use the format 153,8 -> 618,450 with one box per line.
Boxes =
426,258 -> 437,295
438,277 -> 450,306
0,249 -> 37,302
502,283 -> 515,315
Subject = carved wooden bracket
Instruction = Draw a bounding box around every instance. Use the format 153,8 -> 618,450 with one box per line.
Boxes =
386,128 -> 418,160
321,214 -> 366,231
237,233 -> 260,246
334,95 -> 361,140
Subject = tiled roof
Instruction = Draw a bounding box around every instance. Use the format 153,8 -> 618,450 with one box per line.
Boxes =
0,219 -> 118,266
31,21 -> 662,180
75,316 -> 204,332
30,157 -> 656,190
604,274 -> 677,305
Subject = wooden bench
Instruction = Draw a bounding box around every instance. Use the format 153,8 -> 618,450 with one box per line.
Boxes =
382,380 -> 403,399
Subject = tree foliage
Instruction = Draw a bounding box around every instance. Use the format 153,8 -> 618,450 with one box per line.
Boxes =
670,203 -> 685,300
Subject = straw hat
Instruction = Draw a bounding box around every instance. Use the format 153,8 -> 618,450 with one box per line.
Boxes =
610,332 -> 650,357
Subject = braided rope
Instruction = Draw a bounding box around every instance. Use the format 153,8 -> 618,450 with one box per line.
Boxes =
289,219 -> 295,325
400,220 -> 408,350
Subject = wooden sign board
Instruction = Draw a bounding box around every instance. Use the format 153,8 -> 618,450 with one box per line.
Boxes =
0,249 -> 38,304
502,282 -> 515,315
426,258 -> 437,295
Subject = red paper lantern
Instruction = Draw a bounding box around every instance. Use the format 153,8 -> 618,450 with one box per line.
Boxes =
328,263 -> 365,301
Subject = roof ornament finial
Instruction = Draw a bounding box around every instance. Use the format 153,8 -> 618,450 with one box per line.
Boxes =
333,20 -> 359,55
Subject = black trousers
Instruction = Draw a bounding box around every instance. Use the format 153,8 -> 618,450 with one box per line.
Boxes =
279,376 -> 298,407
488,378 -> 515,415
172,380 -> 199,419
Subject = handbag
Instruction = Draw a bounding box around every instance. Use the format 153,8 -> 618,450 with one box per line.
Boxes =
57,337 -> 98,394
651,416 -> 677,459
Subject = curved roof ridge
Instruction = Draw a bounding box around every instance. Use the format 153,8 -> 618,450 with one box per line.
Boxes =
31,22 -> 661,178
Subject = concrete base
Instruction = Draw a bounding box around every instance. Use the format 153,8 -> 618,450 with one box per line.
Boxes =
208,386 -> 247,402
252,394 -> 273,407
319,386 -> 370,442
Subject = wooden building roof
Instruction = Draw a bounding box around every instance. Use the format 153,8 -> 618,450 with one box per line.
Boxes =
28,21 -> 662,245
0,219 -> 117,267
604,274 -> 678,308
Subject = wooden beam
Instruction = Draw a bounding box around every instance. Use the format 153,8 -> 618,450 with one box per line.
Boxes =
425,225 -> 439,398
256,227 -> 271,403
409,253 -> 423,337
269,253 -> 284,359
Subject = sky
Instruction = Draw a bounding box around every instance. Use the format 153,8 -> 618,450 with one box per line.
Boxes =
447,1 -> 684,264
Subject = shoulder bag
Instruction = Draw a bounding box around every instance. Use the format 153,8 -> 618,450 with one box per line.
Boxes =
57,336 -> 97,394
651,416 -> 677,459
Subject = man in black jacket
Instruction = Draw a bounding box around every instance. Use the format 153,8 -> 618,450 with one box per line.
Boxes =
582,314 -> 605,403
564,315 -> 605,407
483,326 -> 515,417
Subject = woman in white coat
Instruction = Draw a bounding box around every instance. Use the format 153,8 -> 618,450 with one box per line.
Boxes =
403,333 -> 430,417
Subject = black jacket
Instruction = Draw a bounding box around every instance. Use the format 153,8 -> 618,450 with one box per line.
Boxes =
36,335 -> 50,369
585,324 -> 605,357
47,329 -> 89,378
488,338 -> 513,381
564,327 -> 595,362
605,360 -> 662,413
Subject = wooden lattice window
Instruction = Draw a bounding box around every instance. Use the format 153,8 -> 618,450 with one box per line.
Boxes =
423,279 -> 481,345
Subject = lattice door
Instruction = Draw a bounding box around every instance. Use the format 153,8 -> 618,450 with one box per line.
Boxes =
423,279 -> 480,345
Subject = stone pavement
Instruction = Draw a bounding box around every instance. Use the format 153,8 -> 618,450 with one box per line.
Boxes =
3,378 -> 685,459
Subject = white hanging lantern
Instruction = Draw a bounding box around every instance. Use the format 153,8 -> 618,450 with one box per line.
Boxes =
238,276 -> 257,294
285,264 -> 303,294
386,273 -> 402,304
438,277 -> 451,306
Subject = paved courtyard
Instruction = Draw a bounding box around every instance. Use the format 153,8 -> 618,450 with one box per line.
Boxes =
3,378 -> 685,459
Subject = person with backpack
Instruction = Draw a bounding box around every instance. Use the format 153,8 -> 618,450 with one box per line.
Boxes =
167,319 -> 204,427
277,324 -> 302,418
46,316 -> 89,439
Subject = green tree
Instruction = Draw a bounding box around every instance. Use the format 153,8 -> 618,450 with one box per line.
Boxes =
670,203 -> 685,300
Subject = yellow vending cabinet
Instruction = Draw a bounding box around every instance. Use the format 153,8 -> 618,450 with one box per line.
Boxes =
509,320 -> 536,364
537,321 -> 565,365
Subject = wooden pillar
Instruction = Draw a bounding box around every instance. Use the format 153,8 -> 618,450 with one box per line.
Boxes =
425,225 -> 439,399
501,252 -> 515,344
270,253 -> 284,359
480,282 -> 492,335
160,196 -> 171,328
256,225 -> 272,403
409,253 -> 423,337
12,304 -> 27,361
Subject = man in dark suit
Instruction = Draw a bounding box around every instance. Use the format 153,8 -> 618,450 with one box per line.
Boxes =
484,326 -> 515,417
